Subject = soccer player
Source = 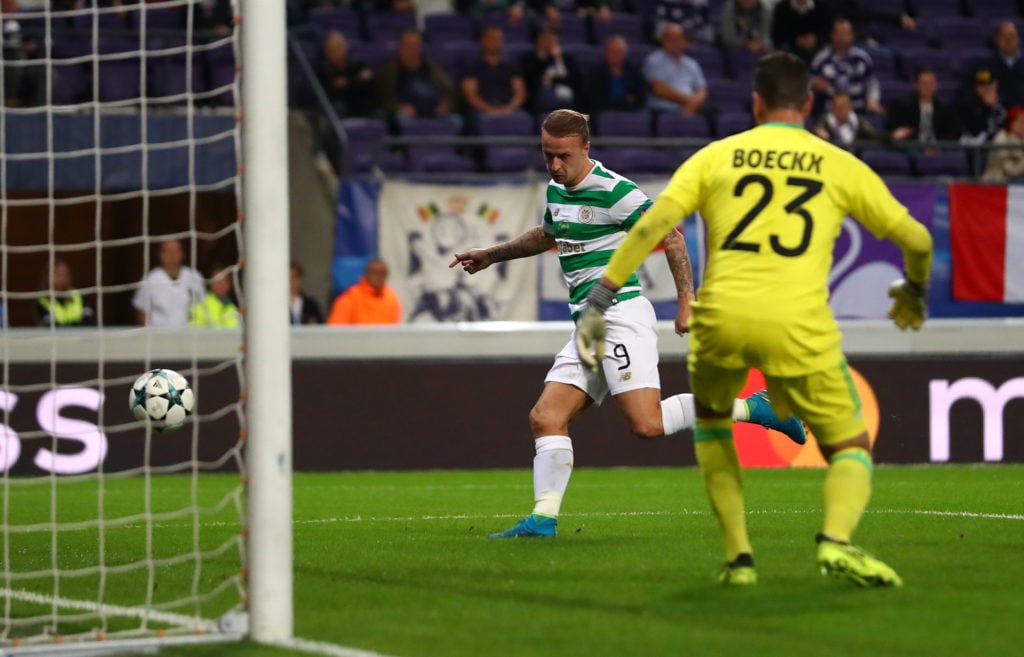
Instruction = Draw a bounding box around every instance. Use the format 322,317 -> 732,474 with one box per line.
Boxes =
575,53 -> 933,586
450,108 -> 806,540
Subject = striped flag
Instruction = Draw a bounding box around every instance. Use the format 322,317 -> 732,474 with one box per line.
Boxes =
949,184 -> 1024,303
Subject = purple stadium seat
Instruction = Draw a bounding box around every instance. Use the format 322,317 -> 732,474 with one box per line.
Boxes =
923,17 -> 992,49
725,47 -> 760,81
592,13 -> 646,45
915,0 -> 966,17
880,79 -> 913,106
901,47 -> 962,82
595,147 -> 678,175
479,113 -> 534,172
149,51 -> 207,100
687,46 -> 725,79
554,13 -> 588,44
143,4 -> 188,33
561,43 -> 603,74
98,38 -> 142,103
309,7 -> 364,42
596,111 -> 652,137
49,38 -> 90,105
479,11 -> 530,43
348,40 -> 394,69
708,78 -> 750,112
715,111 -> 753,137
439,40 -> 479,80
365,11 -> 417,43
656,113 -> 712,139
625,43 -> 655,68
970,0 -> 1020,18
860,149 -> 913,176
864,47 -> 899,81
424,13 -> 474,43
206,41 -> 237,106
341,118 -> 405,174
864,20 -> 928,49
914,151 -> 970,177
400,117 -> 476,174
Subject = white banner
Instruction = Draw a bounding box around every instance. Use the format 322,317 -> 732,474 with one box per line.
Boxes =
379,181 -> 544,322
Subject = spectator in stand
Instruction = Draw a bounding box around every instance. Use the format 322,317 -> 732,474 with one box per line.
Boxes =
377,29 -> 461,132
959,69 -> 1006,146
530,1 -> 614,29
718,0 -> 773,55
376,0 -> 417,12
460,25 -> 528,131
589,35 -> 647,113
812,91 -> 887,147
316,31 -> 375,119
829,0 -> 914,47
982,106 -> 1024,182
985,21 -> 1024,109
771,0 -> 832,65
289,262 -> 324,325
133,239 -> 206,328
189,265 -> 239,329
644,23 -> 708,115
810,18 -> 882,116
459,0 -> 528,27
35,259 -> 96,327
522,23 -> 586,114
655,0 -> 712,43
327,258 -> 402,325
888,67 -> 960,147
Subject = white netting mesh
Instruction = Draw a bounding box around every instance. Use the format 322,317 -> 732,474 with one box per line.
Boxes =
1,0 -> 247,647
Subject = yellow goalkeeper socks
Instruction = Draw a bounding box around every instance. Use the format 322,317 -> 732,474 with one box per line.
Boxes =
694,418 -> 752,561
821,446 -> 874,543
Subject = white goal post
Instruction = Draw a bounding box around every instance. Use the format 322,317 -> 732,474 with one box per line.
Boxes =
0,0 -> 293,651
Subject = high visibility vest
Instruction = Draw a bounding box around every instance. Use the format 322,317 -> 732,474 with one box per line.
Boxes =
190,293 -> 239,328
39,291 -> 85,326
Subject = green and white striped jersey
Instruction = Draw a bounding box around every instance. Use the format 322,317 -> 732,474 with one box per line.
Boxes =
543,161 -> 653,321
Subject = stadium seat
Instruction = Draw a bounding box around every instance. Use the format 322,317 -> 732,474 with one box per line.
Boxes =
340,118 -> 405,174
923,17 -> 992,49
914,0 -> 966,17
860,149 -> 913,176
364,10 -> 417,43
594,147 -> 678,175
479,10 -> 530,43
596,111 -> 652,138
438,40 -> 479,80
424,13 -> 475,43
348,40 -> 395,70
592,13 -> 646,46
970,0 -> 1020,18
399,117 -> 477,174
561,43 -> 603,75
708,78 -> 751,112
625,43 -> 655,69
865,47 -> 899,81
914,151 -> 970,177
479,113 -> 535,173
97,37 -> 142,103
148,45 -> 208,101
715,111 -> 754,137
725,47 -> 760,82
144,4 -> 189,34
554,13 -> 589,44
50,38 -> 91,105
308,7 -> 364,42
206,41 -> 237,106
656,113 -> 712,139
687,45 -> 726,79
880,79 -> 913,106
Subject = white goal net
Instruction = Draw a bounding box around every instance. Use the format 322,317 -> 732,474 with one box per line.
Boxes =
0,0 -> 278,649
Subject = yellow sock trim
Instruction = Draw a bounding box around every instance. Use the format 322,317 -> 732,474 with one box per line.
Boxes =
694,424 -> 751,561
822,447 -> 873,544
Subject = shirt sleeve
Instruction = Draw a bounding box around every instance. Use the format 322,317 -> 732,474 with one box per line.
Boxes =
132,274 -> 148,311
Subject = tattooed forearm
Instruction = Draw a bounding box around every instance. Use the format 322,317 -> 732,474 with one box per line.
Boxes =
662,227 -> 695,298
488,226 -> 556,263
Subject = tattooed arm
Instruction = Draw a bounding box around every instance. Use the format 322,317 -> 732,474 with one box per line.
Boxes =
449,226 -> 556,274
662,226 -> 696,337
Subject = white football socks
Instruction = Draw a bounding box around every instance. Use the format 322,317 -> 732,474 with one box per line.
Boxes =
660,394 -> 749,435
660,393 -> 697,435
531,435 -> 573,518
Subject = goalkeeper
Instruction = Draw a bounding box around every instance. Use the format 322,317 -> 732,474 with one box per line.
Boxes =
451,109 -> 806,540
576,53 -> 932,587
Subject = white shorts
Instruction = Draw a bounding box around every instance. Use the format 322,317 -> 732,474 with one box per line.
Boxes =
545,296 -> 662,404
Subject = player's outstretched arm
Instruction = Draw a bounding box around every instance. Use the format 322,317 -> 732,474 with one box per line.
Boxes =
886,218 -> 933,331
661,227 -> 696,336
450,226 -> 555,274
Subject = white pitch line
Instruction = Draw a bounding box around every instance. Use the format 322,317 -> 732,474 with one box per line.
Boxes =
0,588 -> 218,633
276,636 -> 404,657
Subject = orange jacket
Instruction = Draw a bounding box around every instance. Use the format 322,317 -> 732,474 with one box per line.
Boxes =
327,277 -> 402,325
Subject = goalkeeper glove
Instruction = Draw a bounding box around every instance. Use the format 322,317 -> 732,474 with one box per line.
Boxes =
575,284 -> 615,373
887,276 -> 927,331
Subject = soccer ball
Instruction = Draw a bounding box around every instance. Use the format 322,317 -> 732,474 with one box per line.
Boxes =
129,369 -> 195,433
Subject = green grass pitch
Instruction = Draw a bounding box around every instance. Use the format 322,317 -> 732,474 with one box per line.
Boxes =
5,465 -> 1022,657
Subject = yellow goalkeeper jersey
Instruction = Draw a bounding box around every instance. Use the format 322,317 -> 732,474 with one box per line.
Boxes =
606,122 -> 915,375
